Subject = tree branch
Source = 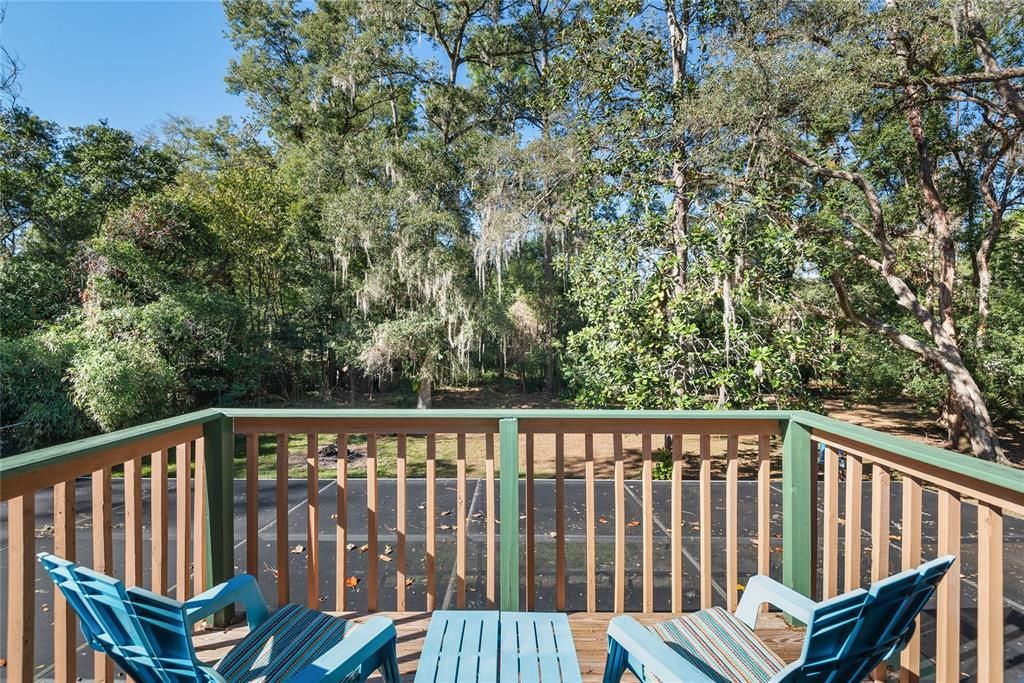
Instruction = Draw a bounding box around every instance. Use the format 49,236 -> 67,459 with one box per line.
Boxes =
829,273 -> 942,364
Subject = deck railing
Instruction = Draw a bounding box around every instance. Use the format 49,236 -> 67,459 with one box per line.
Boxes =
1,409 -> 1021,681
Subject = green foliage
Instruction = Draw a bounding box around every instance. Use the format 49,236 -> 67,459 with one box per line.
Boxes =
68,331 -> 177,432
0,327 -> 92,454
841,331 -> 948,415
652,447 -> 673,481
3,0 -> 1024,459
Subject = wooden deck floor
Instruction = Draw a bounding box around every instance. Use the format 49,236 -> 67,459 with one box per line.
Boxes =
193,611 -> 805,681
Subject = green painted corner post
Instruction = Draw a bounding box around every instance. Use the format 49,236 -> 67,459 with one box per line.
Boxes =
203,415 -> 235,626
782,418 -> 814,617
499,417 -> 520,611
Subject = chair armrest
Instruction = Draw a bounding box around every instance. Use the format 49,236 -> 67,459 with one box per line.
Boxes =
184,574 -> 269,630
288,616 -> 397,683
735,575 -> 816,629
607,615 -> 719,682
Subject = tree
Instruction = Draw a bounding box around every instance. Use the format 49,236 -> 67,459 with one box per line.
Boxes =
223,0 -> 545,407
0,3 -> 21,106
714,0 -> 1023,460
554,0 -> 823,410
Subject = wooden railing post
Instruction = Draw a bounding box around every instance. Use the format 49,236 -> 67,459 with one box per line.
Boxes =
6,494 -> 35,683
782,418 -> 814,607
499,417 -> 520,611
203,416 -> 235,626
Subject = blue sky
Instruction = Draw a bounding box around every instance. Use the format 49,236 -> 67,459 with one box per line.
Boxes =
2,1 -> 251,134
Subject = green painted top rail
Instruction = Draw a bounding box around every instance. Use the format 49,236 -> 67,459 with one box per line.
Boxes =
790,411 -> 1024,497
218,407 -> 793,420
0,408 -> 223,480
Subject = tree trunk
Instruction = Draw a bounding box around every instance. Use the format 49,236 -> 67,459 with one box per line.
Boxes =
975,218 -> 998,350
542,229 -> 557,393
944,390 -> 965,450
963,7 -> 1024,122
717,267 -> 734,409
417,374 -> 432,409
941,351 -> 1005,463
665,0 -> 690,296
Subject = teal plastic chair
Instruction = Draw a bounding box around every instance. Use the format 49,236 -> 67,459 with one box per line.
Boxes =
603,555 -> 955,683
39,553 -> 400,682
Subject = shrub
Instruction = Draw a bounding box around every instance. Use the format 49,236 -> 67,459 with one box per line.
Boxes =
0,328 -> 92,455
69,333 -> 177,431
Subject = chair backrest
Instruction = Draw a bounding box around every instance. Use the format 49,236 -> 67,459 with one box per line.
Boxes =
39,553 -> 216,683
781,555 -> 955,683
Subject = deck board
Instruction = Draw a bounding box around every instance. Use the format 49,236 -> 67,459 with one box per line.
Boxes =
193,611 -> 804,681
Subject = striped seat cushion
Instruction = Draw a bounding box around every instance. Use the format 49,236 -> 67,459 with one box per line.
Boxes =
216,604 -> 355,682
649,607 -> 785,683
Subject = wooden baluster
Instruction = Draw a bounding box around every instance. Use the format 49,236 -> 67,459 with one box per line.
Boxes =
809,440 -> 819,600
456,433 -> 467,608
870,463 -> 892,682
642,434 -> 654,613
671,433 -> 684,612
336,433 -> 349,612
54,481 -> 76,681
176,442 -> 192,603
275,434 -> 290,607
152,448 -> 168,593
822,445 -> 840,599
899,475 -> 922,683
844,455 -> 863,591
726,435 -> 739,611
555,433 -> 567,611
757,435 -> 771,585
935,488 -> 961,683
585,433 -> 597,612
396,434 -> 407,611
246,434 -> 259,577
93,467 -> 114,682
613,433 -> 625,613
125,456 -> 143,587
699,434 -> 712,608
193,438 -> 207,597
367,434 -> 378,612
426,434 -> 437,610
486,432 -> 497,608
7,494 -> 35,683
307,433 -> 320,608
525,432 -> 536,610
977,502 -> 1004,683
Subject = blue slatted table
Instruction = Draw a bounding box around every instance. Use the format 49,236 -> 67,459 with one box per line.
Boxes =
416,611 -> 583,683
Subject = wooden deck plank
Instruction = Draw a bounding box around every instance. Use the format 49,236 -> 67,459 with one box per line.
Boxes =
194,611 -> 804,683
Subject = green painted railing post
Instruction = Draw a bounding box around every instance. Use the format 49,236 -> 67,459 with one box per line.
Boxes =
499,417 -> 520,611
782,418 -> 814,609
203,416 -> 235,626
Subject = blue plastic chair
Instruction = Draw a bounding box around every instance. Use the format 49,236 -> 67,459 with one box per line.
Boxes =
603,555 -> 955,683
39,553 -> 400,682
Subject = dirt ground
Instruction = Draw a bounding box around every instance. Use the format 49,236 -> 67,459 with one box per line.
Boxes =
273,386 -> 1023,479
